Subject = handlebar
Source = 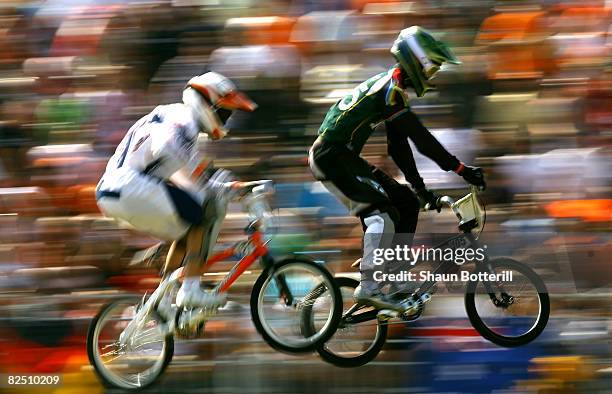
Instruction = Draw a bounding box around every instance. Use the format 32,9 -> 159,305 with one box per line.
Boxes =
423,193 -> 455,212
240,180 -> 275,234
424,185 -> 481,209
425,185 -> 485,235
424,185 -> 480,218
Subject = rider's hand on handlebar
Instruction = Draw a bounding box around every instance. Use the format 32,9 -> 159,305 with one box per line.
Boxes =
456,163 -> 486,191
416,187 -> 441,213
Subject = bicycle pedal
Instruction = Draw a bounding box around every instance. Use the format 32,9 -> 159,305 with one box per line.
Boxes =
377,309 -> 399,321
177,307 -> 211,338
422,293 -> 431,303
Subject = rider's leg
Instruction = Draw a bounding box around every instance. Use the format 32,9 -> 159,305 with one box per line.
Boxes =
182,224 -> 206,278
162,238 -> 186,278
371,168 -> 421,296
176,195 -> 228,308
371,168 -> 420,234
176,222 -> 226,308
309,141 -> 407,310
356,206 -> 399,296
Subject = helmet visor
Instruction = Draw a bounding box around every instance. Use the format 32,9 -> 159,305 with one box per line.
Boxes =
216,91 -> 258,112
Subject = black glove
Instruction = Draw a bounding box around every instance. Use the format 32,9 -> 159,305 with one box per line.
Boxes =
416,187 -> 441,212
458,164 -> 486,190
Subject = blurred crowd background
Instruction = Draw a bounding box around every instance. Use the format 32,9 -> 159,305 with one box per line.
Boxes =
0,0 -> 610,392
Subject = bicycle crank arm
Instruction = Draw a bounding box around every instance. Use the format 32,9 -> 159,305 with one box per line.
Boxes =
378,293 -> 432,321
343,309 -> 379,325
377,309 -> 400,321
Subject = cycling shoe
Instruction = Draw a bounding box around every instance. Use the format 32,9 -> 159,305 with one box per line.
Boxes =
354,285 -> 411,312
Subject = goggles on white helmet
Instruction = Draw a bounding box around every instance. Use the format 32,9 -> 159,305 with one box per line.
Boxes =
182,72 -> 257,140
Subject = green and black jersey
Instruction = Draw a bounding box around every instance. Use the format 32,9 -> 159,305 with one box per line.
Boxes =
318,69 -> 407,154
316,66 -> 461,190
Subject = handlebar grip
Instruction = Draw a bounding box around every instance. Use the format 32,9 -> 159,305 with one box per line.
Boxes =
424,200 -> 442,212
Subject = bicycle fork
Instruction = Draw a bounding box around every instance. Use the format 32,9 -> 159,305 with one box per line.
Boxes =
476,251 -> 514,309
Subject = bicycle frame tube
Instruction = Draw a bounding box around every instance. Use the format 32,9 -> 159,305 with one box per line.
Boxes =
171,231 -> 269,294
408,233 -> 478,297
122,230 -> 270,343
212,231 -> 269,293
342,191 -> 492,323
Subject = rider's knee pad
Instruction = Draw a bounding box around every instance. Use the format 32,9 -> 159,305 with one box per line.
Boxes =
359,210 -> 397,276
201,198 -> 215,221
360,208 -> 398,234
360,203 -> 400,226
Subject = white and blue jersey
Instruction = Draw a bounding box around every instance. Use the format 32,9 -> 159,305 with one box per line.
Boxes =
97,104 -> 207,241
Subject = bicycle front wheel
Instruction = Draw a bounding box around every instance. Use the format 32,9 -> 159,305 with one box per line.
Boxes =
465,258 -> 550,347
251,257 -> 342,353
87,297 -> 173,390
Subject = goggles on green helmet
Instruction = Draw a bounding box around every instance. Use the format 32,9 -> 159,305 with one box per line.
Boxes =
390,26 -> 461,97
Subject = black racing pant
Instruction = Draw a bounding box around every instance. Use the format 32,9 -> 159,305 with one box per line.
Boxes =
309,138 -> 420,233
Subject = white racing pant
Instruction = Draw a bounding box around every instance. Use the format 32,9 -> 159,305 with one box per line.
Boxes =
96,168 -> 206,241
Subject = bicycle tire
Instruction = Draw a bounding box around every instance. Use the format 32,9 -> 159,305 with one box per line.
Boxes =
309,277 -> 388,367
464,257 -> 550,347
250,257 -> 342,353
87,297 -> 174,390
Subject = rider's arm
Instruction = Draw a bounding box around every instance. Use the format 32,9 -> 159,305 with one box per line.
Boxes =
386,124 -> 426,190
169,166 -> 200,193
150,123 -> 197,170
386,108 -> 461,172
170,152 -> 217,194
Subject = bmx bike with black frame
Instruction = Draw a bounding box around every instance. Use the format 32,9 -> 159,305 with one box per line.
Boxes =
302,186 -> 550,367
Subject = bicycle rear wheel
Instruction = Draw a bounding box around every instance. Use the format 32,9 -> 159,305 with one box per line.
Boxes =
305,277 -> 387,367
465,258 -> 550,347
251,257 -> 341,353
87,297 -> 173,390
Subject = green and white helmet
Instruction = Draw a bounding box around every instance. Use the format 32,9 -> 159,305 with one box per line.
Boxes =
390,26 -> 461,97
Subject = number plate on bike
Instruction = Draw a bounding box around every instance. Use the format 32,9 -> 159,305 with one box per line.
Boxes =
439,235 -> 471,250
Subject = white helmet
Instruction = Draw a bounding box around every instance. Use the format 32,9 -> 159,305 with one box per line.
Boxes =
182,72 -> 257,140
